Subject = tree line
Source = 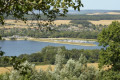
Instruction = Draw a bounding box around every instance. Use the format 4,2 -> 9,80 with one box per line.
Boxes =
0,46 -> 100,67
5,14 -> 120,20
0,29 -> 99,39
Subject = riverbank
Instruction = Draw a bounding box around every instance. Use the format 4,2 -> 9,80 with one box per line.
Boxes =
2,37 -> 97,46
28,38 -> 97,46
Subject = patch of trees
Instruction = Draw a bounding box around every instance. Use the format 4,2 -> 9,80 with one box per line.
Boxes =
70,20 -> 93,27
57,15 -> 120,20
17,46 -> 100,65
0,28 -> 99,39
0,46 -> 100,66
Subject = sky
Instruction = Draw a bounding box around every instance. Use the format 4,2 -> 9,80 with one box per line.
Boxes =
79,0 -> 120,10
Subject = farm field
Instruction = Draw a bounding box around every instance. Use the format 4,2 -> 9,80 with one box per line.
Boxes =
87,12 -> 120,15
0,63 -> 98,74
0,20 -> 71,29
89,20 -> 120,25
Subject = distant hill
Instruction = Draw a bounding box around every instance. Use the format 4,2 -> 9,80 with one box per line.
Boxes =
67,10 -> 120,15
4,10 -> 120,20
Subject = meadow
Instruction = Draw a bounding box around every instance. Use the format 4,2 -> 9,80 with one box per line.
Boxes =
89,20 -> 120,25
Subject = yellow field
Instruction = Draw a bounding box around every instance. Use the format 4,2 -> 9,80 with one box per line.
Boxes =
89,20 -> 120,25
0,65 -> 55,74
0,20 -> 71,29
0,67 -> 12,74
0,63 -> 99,74
87,12 -> 120,15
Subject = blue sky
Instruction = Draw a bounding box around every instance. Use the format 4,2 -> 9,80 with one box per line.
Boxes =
80,0 -> 120,10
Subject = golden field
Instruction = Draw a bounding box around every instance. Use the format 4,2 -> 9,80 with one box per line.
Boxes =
87,12 -> 120,15
89,20 -> 120,25
0,63 -> 99,74
0,65 -> 55,74
0,20 -> 71,29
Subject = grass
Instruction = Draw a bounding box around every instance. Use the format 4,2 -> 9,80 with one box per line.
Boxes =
59,38 -> 97,41
89,20 -> 120,25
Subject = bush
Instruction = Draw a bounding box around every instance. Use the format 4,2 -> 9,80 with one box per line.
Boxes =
100,70 -> 120,80
1,54 -> 99,80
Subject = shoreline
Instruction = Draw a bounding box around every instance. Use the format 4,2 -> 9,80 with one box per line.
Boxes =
2,37 -> 97,46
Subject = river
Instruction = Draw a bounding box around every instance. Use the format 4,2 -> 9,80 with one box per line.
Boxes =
0,40 -> 102,56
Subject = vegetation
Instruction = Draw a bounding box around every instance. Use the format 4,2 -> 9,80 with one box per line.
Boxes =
0,46 -> 99,66
0,0 -> 120,79
98,21 -> 120,79
0,21 -> 120,79
10,37 -> 17,40
0,36 -> 4,57
98,21 -> 120,70
0,1 -> 84,79
0,54 -> 100,80
0,29 -> 99,39
0,22 -> 105,39
70,20 -> 93,27
0,0 -> 83,25
5,14 -> 120,21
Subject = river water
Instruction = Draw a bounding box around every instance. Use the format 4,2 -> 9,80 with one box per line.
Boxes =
0,40 -> 102,56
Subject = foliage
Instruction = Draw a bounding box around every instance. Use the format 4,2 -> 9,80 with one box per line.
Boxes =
70,20 -> 93,27
0,27 -> 100,39
1,61 -> 37,80
0,0 -> 84,78
14,46 -> 100,66
47,54 -> 99,80
0,36 -> 4,56
0,0 -> 83,25
0,46 -> 99,66
99,70 -> 120,80
0,36 -> 1,40
10,37 -> 17,40
0,54 -> 99,80
98,21 -> 120,71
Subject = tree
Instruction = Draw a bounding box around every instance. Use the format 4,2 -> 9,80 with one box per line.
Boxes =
0,36 -> 4,57
0,0 -> 83,75
98,21 -> 120,71
0,0 -> 83,25
53,54 -> 99,80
